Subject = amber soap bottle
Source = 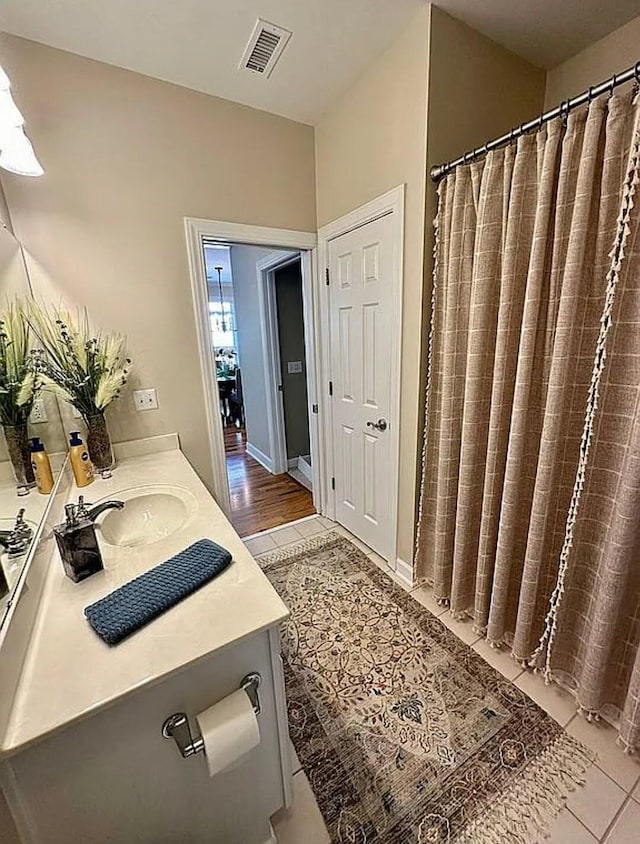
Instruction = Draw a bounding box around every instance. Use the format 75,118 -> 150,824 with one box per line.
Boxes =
30,437 -> 54,494
68,432 -> 95,488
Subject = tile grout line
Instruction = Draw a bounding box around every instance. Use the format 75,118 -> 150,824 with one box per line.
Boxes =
565,807 -> 599,841
242,514 -> 321,542
598,793 -> 632,842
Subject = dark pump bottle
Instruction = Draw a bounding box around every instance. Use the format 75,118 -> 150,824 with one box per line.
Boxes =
54,502 -> 104,583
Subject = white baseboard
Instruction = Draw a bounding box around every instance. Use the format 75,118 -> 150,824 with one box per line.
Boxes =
288,466 -> 312,492
246,442 -> 274,473
262,823 -> 277,844
297,455 -> 312,483
287,457 -> 298,470
395,557 -> 414,589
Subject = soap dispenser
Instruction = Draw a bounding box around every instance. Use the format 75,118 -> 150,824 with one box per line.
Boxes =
69,432 -> 94,488
54,495 -> 124,583
30,437 -> 54,494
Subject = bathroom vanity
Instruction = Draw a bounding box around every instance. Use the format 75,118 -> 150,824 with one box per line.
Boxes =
0,437 -> 291,844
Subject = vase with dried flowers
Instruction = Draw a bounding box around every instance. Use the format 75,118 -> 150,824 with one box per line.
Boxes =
0,300 -> 40,494
29,305 -> 132,478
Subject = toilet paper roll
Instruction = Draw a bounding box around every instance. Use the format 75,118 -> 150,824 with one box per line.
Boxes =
195,688 -> 261,777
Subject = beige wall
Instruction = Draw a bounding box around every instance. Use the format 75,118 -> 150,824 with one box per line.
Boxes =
427,8 -> 546,175
424,7 -> 546,411
545,14 -> 640,108
424,5 -> 545,376
315,5 -> 431,563
0,33 -> 316,495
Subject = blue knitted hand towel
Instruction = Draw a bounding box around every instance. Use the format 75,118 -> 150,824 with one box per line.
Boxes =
84,538 -> 233,645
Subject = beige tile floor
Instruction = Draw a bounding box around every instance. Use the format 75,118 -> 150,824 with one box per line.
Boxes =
245,516 -> 640,844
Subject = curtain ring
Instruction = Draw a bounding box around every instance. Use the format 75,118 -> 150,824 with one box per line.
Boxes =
610,73 -> 617,97
587,86 -> 594,102
560,100 -> 569,126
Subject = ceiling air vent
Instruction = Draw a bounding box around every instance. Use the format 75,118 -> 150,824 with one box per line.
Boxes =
240,19 -> 292,78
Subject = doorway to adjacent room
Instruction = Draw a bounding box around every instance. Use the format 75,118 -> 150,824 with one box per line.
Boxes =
199,240 -> 316,537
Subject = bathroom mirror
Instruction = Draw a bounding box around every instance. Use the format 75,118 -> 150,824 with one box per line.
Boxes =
0,219 -> 67,629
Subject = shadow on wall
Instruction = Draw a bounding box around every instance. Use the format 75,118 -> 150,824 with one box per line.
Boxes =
273,258 -> 310,463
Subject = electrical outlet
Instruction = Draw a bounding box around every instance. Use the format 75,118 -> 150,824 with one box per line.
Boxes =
29,398 -> 48,424
133,388 -> 158,411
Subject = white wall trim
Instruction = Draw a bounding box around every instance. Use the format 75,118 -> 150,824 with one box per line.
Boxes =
316,184 -> 405,568
186,218 -> 317,250
246,441 -> 274,474
184,219 -> 231,513
184,218 -> 318,516
300,249 -> 322,512
395,557 -> 414,589
256,250 -> 300,272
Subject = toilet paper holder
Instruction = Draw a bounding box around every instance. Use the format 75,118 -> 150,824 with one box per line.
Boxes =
162,672 -> 261,759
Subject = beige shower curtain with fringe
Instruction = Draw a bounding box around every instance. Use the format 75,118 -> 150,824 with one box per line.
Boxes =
415,90 -> 640,753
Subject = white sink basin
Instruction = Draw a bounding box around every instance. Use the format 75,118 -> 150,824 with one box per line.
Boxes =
96,485 -> 198,548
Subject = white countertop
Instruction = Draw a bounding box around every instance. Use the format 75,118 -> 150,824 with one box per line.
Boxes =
1,447 -> 289,755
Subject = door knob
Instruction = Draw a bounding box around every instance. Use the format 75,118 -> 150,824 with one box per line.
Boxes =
366,418 -> 388,432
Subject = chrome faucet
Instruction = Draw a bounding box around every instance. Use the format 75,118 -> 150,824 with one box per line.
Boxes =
66,496 -> 125,526
0,508 -> 34,558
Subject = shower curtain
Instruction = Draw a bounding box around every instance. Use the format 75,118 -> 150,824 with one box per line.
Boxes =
415,89 -> 640,753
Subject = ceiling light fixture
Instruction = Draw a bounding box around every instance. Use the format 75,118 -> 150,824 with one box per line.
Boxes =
215,266 -> 227,332
0,63 -> 43,177
0,126 -> 43,177
0,89 -> 24,129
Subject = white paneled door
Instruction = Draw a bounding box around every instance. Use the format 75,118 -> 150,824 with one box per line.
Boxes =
328,211 -> 398,559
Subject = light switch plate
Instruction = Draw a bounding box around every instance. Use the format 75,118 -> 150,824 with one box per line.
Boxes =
29,398 -> 48,424
133,388 -> 158,411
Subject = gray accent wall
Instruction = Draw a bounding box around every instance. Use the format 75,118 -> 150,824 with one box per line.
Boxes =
274,260 -> 310,461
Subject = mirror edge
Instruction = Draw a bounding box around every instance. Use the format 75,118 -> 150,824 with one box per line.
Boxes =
0,455 -> 70,638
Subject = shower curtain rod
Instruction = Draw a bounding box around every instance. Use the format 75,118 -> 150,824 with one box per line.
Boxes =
430,60 -> 640,182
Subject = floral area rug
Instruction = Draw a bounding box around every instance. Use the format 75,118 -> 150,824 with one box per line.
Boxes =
260,532 -> 594,844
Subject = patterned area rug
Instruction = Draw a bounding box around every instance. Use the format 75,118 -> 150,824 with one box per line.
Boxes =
260,532 -> 594,844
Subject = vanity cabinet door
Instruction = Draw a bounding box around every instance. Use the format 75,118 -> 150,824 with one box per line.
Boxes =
1,627 -> 291,844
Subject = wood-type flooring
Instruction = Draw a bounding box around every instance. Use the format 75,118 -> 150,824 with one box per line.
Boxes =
224,425 -> 315,536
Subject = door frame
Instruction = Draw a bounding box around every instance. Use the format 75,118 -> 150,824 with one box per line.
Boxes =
317,185 -> 405,567
255,250 -> 319,510
183,217 -> 318,516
